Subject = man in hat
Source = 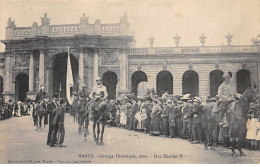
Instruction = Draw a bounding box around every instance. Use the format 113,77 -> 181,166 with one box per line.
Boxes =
188,97 -> 203,144
175,101 -> 183,138
90,76 -> 108,110
50,98 -> 67,147
161,100 -> 171,137
46,93 -> 59,145
35,85 -> 47,104
217,72 -> 233,125
168,99 -> 177,138
180,95 -> 191,139
144,97 -> 152,133
129,96 -> 138,130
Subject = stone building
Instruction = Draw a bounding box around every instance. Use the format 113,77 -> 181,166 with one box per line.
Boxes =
0,13 -> 259,102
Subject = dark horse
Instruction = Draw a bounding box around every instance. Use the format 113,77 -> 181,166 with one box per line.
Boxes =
89,99 -> 114,145
203,85 -> 257,156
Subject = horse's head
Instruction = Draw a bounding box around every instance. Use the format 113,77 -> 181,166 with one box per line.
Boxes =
243,84 -> 258,103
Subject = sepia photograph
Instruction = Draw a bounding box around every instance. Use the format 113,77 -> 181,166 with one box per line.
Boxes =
0,0 -> 259,164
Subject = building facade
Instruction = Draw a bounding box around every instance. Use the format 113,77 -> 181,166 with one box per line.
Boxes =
0,13 -> 259,102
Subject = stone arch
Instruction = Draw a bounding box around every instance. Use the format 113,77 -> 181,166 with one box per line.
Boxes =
0,75 -> 3,97
156,70 -> 173,96
182,70 -> 199,97
131,71 -> 148,95
15,73 -> 29,102
51,52 -> 79,98
210,70 -> 224,97
236,69 -> 250,94
102,71 -> 118,99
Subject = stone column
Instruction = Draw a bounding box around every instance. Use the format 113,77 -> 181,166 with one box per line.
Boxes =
3,52 -> 13,101
39,49 -> 45,89
78,49 -> 85,90
29,53 -> 34,92
93,49 -> 99,85
118,49 -> 129,97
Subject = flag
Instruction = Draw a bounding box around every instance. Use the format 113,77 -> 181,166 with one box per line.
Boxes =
66,47 -> 74,105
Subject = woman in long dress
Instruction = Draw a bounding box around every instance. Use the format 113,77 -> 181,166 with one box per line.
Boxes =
149,100 -> 162,135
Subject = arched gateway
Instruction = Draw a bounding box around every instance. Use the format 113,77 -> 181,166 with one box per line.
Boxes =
52,53 -> 78,98
131,71 -> 148,95
156,70 -> 173,96
236,69 -> 250,94
15,73 -> 29,102
102,71 -> 117,99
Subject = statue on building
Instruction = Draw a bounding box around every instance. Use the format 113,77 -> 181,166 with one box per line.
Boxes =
120,12 -> 128,24
80,13 -> 89,24
41,13 -> 50,26
7,17 -> 16,28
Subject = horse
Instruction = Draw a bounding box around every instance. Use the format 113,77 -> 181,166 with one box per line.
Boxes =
76,97 -> 90,140
203,85 -> 258,156
89,99 -> 114,145
35,99 -> 48,131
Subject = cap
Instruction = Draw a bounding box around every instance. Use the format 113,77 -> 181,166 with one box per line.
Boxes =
82,84 -> 87,88
187,99 -> 193,103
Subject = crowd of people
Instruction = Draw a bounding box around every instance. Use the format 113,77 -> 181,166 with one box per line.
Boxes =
112,92 -> 260,151
0,97 -> 32,120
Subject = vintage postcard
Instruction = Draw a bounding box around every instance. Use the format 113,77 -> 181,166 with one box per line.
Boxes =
0,0 -> 260,164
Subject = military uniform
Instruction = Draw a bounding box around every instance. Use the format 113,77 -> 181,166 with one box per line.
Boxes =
217,74 -> 232,122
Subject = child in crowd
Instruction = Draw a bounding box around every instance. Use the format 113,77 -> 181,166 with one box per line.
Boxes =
256,115 -> 260,150
246,111 -> 257,150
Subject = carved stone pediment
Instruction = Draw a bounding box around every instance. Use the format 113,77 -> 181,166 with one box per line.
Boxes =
99,50 -> 119,65
14,53 -> 30,68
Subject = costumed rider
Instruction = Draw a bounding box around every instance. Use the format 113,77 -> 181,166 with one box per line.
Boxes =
217,72 -> 233,125
35,84 -> 48,104
90,76 -> 108,110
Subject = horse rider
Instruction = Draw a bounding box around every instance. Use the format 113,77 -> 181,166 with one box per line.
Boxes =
35,85 -> 47,104
90,76 -> 108,111
217,72 -> 233,125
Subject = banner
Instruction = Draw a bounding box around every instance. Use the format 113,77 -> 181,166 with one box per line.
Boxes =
66,47 -> 74,105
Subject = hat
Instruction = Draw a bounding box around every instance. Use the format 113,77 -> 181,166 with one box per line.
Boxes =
146,97 -> 153,102
187,99 -> 193,103
126,100 -> 133,104
177,101 -> 182,104
181,94 -> 191,100
223,73 -> 231,78
60,98 -> 67,104
193,96 -> 202,103
96,76 -> 101,81
211,98 -> 217,102
166,99 -> 172,104
52,93 -> 58,98
137,96 -> 144,101
82,84 -> 87,88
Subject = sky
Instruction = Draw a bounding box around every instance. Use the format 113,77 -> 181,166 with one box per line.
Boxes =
0,0 -> 259,52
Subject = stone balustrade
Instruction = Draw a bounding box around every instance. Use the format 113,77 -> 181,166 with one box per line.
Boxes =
129,45 -> 260,55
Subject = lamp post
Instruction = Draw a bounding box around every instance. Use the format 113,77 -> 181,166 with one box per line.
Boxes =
77,77 -> 81,92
